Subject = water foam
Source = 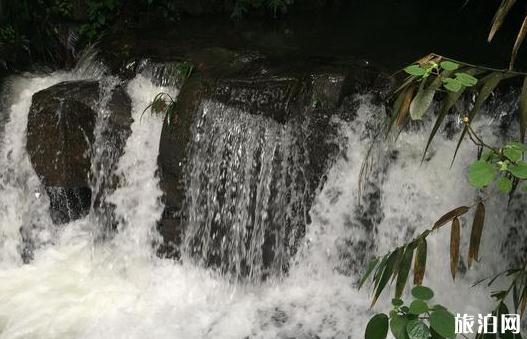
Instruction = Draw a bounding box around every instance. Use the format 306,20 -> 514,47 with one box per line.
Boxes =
0,72 -> 523,339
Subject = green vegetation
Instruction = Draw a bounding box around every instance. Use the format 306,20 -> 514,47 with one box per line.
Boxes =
361,3 -> 527,338
0,0 -> 74,70
142,61 -> 193,125
0,0 -> 295,74
390,54 -> 527,165
486,0 -> 527,70
360,132 -> 527,338
365,286 -> 456,339
141,92 -> 177,125
231,0 -> 294,18
363,57 -> 527,339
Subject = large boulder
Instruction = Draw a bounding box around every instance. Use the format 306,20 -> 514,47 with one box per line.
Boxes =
27,80 -> 132,224
157,49 -> 386,279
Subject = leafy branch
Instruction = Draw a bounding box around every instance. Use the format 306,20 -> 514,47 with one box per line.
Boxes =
141,92 -> 178,125
142,61 -> 193,125
388,53 -> 527,167
365,286 -> 457,339
486,0 -> 527,70
360,128 -> 527,338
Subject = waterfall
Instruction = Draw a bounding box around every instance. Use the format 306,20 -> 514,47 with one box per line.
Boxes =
0,59 -> 525,338
107,74 -> 175,257
183,100 -> 309,280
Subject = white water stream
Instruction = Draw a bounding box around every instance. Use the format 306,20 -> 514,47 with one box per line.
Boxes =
0,58 -> 524,338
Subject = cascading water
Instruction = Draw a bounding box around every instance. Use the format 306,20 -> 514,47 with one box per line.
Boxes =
184,100 -> 309,280
0,56 -> 525,339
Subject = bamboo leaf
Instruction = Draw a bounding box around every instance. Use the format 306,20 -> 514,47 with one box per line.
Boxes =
422,87 -> 465,162
510,14 -> 527,70
520,283 -> 527,318
397,85 -> 416,128
373,254 -> 389,289
488,0 -> 517,42
433,206 -> 470,230
488,271 -> 506,287
391,247 -> 406,283
468,202 -> 485,268
371,248 -> 403,307
513,282 -> 520,312
395,246 -> 414,298
414,238 -> 427,285
450,217 -> 460,280
393,76 -> 416,96
359,257 -> 379,289
520,75 -> 527,142
410,75 -> 445,121
452,72 -> 507,165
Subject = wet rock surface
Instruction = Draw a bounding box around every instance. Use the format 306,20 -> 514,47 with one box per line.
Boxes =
156,48 -> 388,277
27,80 -> 132,224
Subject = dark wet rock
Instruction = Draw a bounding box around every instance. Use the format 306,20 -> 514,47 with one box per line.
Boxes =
27,80 -> 132,224
156,49 -> 385,278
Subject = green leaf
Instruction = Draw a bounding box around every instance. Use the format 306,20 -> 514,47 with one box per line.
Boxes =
395,246 -> 414,298
455,72 -> 478,87
406,319 -> 430,339
439,61 -> 459,71
411,286 -> 434,300
503,145 -> 523,162
405,65 -> 426,76
481,148 -> 495,161
510,161 -> 527,179
97,13 -> 106,25
413,238 -> 427,285
508,142 -> 527,152
430,310 -> 455,338
408,300 -> 429,315
442,78 -> 462,92
430,328 -> 443,339
450,217 -> 461,280
359,257 -> 379,289
365,313 -> 389,339
373,255 -> 389,289
468,160 -> 497,188
409,86 -> 435,120
422,86 -> 466,162
520,282 -> 527,317
372,248 -> 403,307
401,306 -> 410,313
488,0 -> 518,42
497,176 -> 513,194
430,304 -> 447,311
510,15 -> 527,70
492,290 -> 508,300
433,206 -> 470,230
396,85 -> 417,128
390,314 -> 410,339
392,298 -> 404,307
468,202 -> 485,268
451,72 -> 512,165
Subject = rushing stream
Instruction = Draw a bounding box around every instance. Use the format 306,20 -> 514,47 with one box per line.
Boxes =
0,54 -> 525,339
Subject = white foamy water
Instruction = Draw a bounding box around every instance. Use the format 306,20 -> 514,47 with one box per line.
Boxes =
0,64 -> 523,339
